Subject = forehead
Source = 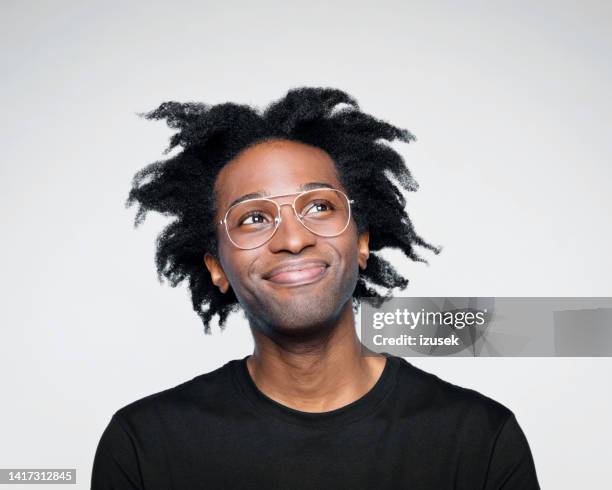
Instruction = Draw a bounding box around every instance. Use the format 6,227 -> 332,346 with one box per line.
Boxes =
214,139 -> 343,208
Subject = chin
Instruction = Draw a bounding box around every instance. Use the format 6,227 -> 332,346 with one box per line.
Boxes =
277,307 -> 332,331
263,297 -> 339,337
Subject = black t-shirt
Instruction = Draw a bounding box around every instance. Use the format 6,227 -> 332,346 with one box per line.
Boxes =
91,354 -> 540,489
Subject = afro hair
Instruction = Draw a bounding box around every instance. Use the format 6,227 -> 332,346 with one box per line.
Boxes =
126,87 -> 441,333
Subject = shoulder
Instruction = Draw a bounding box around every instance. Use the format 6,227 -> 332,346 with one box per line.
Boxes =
389,357 -> 540,487
110,358 -> 241,429
391,355 -> 514,430
93,359 -> 242,476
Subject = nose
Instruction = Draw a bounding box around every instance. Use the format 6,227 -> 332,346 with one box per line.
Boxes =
266,203 -> 316,254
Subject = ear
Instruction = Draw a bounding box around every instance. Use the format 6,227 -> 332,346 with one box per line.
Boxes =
357,231 -> 370,270
204,252 -> 230,294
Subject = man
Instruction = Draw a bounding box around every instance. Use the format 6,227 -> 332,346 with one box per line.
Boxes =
92,87 -> 540,489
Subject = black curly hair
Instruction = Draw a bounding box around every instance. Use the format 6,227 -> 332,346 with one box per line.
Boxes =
125,87 -> 441,333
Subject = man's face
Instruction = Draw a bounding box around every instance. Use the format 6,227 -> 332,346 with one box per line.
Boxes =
205,139 -> 369,337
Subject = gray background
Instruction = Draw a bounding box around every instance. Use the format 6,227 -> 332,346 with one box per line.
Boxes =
1,0 -> 611,488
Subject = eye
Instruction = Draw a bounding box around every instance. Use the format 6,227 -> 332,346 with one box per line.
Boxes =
239,211 -> 271,226
304,200 -> 334,216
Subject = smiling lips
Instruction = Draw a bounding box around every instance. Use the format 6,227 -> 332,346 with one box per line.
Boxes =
263,261 -> 329,285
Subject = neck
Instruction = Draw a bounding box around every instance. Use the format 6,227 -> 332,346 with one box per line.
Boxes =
246,300 -> 386,412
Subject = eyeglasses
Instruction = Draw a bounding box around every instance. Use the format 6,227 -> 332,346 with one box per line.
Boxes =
218,188 -> 355,250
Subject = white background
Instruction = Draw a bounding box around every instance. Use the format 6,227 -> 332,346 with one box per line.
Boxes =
2,1 -> 611,488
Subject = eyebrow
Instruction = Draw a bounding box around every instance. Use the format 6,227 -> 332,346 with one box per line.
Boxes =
226,182 -> 335,209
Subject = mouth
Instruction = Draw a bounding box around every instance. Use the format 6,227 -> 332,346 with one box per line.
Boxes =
263,261 -> 329,287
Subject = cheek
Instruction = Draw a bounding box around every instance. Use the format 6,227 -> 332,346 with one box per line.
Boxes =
342,226 -> 361,263
219,248 -> 257,291
217,245 -> 238,284
331,235 -> 361,277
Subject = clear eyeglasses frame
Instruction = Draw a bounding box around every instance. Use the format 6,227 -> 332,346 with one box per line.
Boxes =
218,187 -> 355,250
